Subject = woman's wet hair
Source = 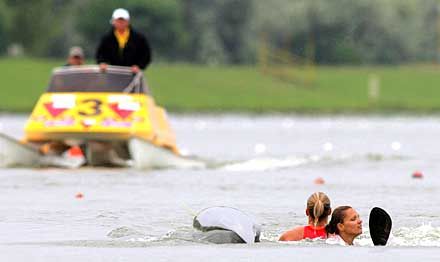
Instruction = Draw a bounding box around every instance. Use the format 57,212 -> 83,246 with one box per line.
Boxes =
307,192 -> 331,227
325,206 -> 352,235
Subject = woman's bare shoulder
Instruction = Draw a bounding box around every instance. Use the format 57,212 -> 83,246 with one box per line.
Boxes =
279,226 -> 305,241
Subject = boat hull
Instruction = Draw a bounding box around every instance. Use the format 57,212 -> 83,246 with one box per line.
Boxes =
129,137 -> 206,169
5,65 -> 193,169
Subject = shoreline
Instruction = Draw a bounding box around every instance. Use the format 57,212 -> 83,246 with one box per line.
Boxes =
2,58 -> 440,114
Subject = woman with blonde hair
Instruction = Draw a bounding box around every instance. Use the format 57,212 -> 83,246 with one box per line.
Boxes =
279,192 -> 332,241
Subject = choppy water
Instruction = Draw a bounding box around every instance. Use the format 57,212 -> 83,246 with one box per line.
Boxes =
1,114 -> 440,261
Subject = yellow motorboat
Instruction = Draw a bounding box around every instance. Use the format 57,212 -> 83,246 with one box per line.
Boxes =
0,65 -> 204,169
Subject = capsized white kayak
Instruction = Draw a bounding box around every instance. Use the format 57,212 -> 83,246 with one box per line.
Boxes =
193,206 -> 261,244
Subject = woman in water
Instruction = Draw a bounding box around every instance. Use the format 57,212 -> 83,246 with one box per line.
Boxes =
279,192 -> 332,241
325,206 -> 363,246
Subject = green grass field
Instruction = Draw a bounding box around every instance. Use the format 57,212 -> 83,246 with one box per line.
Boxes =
1,57 -> 440,113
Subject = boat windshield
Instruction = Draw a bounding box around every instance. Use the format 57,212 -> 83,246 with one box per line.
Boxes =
47,65 -> 149,94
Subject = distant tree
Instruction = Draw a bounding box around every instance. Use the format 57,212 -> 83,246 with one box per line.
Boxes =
215,0 -> 254,63
128,0 -> 185,60
0,0 -> 10,54
253,0 -> 440,64
2,0 -> 440,64
419,0 -> 439,62
196,12 -> 228,65
179,0 -> 221,62
181,0 -> 254,64
4,0 -> 73,57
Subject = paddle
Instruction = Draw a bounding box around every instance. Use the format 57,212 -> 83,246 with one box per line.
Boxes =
369,207 -> 392,246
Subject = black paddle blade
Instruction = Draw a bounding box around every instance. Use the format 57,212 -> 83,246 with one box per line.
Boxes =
369,207 -> 392,246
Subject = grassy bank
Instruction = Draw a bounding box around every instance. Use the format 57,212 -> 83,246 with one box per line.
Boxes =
1,57 -> 440,113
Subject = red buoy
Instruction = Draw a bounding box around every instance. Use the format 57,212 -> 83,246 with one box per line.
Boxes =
75,192 -> 84,199
314,177 -> 325,185
412,171 -> 423,179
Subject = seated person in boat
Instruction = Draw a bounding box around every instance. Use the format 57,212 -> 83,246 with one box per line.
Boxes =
65,46 -> 85,66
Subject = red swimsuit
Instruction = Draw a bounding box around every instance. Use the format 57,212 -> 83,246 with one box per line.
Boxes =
303,225 -> 327,239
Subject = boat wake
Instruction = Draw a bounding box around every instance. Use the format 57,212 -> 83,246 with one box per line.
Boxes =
8,224 -> 440,248
214,153 -> 408,172
1,129 -> 407,171
107,224 -> 440,247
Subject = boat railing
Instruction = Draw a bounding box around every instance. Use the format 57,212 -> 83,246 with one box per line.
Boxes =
48,65 -> 150,94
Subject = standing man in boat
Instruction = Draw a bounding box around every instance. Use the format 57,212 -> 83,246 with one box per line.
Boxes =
96,8 -> 152,73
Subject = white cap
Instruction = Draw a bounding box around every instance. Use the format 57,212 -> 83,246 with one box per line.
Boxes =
69,46 -> 84,58
112,8 -> 130,21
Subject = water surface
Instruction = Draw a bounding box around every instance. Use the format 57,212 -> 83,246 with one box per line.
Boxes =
1,114 -> 439,261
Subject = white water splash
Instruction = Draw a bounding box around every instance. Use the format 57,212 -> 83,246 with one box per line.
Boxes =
254,143 -> 267,155
222,156 -> 316,172
194,121 -> 207,131
126,236 -> 160,242
391,224 -> 440,247
356,225 -> 440,247
262,225 -> 440,247
219,152 -> 405,172
391,141 -> 402,151
322,142 -> 334,152
179,148 -> 191,157
281,119 -> 294,129
107,226 -> 143,239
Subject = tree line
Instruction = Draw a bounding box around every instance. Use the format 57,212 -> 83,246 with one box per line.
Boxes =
0,0 -> 439,64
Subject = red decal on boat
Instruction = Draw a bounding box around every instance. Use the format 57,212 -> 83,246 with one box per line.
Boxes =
44,102 -> 67,117
108,103 -> 133,119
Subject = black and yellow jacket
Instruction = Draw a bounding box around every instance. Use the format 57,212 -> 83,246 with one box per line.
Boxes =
96,27 -> 152,70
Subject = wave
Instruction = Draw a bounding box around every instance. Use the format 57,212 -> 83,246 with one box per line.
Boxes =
214,153 -> 407,172
355,225 -> 440,247
390,224 -> 440,247
104,224 -> 440,247
11,224 -> 439,248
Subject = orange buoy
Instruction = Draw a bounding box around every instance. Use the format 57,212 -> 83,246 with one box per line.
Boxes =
68,146 -> 84,157
75,192 -> 84,199
314,177 -> 325,185
412,171 -> 423,179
